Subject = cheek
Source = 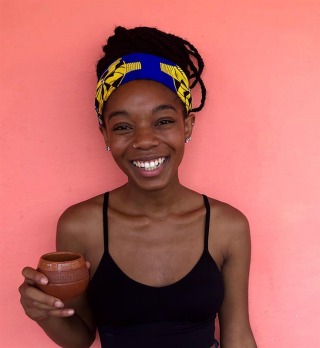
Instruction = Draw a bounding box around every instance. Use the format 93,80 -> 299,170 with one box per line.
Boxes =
108,137 -> 133,163
165,127 -> 186,144
108,134 -> 130,147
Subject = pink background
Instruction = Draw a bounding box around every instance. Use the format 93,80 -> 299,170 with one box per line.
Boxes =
1,0 -> 319,347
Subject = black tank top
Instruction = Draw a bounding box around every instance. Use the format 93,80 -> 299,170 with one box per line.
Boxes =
88,193 -> 224,348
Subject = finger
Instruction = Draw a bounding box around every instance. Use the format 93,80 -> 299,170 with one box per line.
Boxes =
47,308 -> 75,317
23,285 -> 64,309
22,267 -> 48,286
29,299 -> 64,311
25,278 -> 36,286
19,281 -> 37,299
23,305 -> 74,321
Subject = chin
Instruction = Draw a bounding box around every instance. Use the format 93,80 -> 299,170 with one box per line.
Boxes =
128,176 -> 177,193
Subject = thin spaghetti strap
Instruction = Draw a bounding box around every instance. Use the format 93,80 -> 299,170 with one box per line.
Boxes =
103,192 -> 109,252
203,195 -> 210,251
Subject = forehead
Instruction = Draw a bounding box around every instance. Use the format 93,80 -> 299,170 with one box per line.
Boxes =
104,80 -> 183,113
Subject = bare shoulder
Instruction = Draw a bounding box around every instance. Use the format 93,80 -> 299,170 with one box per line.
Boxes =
58,194 -> 104,230
56,194 -> 104,253
209,197 -> 249,232
207,197 -> 251,263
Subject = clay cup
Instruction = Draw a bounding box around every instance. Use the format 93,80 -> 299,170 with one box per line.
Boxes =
37,252 -> 89,300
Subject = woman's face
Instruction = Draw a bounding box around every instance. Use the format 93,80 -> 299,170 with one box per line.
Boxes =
101,80 -> 194,192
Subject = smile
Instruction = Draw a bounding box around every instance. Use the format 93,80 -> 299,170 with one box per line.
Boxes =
132,157 -> 166,171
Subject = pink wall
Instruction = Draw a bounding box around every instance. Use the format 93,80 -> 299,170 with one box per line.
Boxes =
1,1 -> 319,346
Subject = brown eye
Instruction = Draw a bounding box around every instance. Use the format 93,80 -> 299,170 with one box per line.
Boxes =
112,124 -> 132,131
156,119 -> 175,126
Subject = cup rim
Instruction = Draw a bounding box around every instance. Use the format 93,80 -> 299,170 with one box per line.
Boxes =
40,251 -> 83,263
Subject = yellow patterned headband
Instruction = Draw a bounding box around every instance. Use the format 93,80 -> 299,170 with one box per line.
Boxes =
95,53 -> 192,126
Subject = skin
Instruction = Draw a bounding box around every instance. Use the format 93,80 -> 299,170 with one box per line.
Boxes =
19,80 -> 257,347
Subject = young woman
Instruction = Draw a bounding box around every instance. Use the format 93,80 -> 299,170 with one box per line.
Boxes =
19,26 -> 257,348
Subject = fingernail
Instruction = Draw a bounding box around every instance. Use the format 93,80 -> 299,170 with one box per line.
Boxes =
67,309 -> 74,315
40,278 -> 48,285
55,300 -> 64,308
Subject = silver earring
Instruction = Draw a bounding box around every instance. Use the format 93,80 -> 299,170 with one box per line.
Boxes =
185,137 -> 191,143
133,143 -> 137,149
106,146 -> 111,151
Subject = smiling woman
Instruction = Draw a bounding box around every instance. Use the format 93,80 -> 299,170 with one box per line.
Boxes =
19,26 -> 257,348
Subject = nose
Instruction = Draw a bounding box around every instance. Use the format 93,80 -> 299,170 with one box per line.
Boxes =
132,126 -> 160,150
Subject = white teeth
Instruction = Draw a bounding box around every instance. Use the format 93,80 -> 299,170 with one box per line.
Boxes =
132,157 -> 166,171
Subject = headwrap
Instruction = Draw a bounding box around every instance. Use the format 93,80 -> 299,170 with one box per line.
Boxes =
95,53 -> 192,126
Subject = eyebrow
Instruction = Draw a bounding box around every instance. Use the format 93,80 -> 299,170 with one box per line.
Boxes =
152,104 -> 178,114
107,104 -> 178,121
107,110 -> 130,121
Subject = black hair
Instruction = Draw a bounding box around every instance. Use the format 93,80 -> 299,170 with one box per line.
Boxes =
96,26 -> 206,114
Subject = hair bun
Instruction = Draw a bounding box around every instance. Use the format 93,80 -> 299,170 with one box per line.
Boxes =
114,26 -> 127,35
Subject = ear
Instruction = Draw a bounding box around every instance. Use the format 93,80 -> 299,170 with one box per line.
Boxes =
99,126 -> 110,148
184,113 -> 195,139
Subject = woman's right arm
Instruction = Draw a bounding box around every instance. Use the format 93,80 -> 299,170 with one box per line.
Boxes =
19,203 -> 98,348
19,266 -> 95,348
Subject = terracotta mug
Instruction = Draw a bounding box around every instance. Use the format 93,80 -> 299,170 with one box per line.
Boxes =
37,251 -> 89,300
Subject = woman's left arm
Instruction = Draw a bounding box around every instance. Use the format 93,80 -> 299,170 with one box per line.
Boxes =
218,209 -> 257,348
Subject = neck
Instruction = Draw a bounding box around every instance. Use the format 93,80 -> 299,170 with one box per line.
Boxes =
115,181 -> 190,218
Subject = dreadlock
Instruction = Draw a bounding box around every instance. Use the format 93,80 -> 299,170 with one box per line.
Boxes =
96,26 -> 206,112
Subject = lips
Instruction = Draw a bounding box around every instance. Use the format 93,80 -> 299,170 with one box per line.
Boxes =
132,157 -> 166,171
